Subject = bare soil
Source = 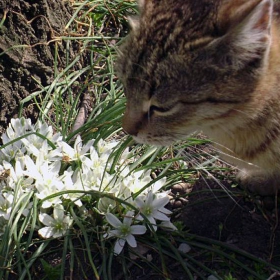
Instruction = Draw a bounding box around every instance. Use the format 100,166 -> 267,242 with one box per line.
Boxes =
182,178 -> 280,264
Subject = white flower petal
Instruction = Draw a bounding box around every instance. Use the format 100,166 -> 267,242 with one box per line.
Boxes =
123,211 -> 134,226
24,156 -> 41,179
39,213 -> 54,226
160,221 -> 177,231
81,139 -> 94,155
114,238 -> 126,255
106,213 -> 122,228
152,196 -> 169,209
126,234 -> 137,247
61,142 -> 75,158
63,216 -> 73,226
53,204 -> 64,221
130,225 -> 147,235
136,214 -> 144,221
38,226 -> 54,238
41,200 -> 53,209
152,211 -> 170,221
147,216 -> 157,229
146,192 -> 154,205
74,135 -> 82,151
158,207 -> 172,215
53,230 -> 64,238
107,229 -> 120,237
135,197 -> 145,208
151,177 -> 166,193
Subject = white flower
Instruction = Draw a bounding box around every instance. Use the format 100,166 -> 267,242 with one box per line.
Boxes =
96,139 -> 118,155
5,118 -> 33,140
0,146 -> 23,161
160,220 -> 177,231
118,147 -> 130,165
105,211 -> 146,254
59,135 -> 94,162
4,160 -> 34,193
24,156 -> 64,208
119,170 -> 151,198
0,118 -> 32,160
33,120 -> 55,139
76,168 -> 115,193
0,193 -> 13,220
87,146 -> 111,178
148,177 -> 167,194
19,119 -> 62,157
37,142 -> 62,163
97,196 -> 116,213
61,168 -> 83,207
73,168 -> 99,191
38,204 -> 73,238
0,117 -> 177,250
21,139 -> 62,162
135,191 -> 172,231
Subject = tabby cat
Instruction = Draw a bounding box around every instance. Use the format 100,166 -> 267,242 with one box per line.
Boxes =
115,0 -> 280,195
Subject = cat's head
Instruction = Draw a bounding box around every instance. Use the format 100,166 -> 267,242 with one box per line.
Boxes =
116,0 -> 273,145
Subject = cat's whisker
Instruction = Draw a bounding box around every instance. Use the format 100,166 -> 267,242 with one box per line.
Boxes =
178,147 -> 236,200
232,109 -> 255,118
172,130 -> 260,171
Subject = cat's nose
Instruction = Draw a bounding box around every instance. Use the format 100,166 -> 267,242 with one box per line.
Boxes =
122,116 -> 139,136
122,109 -> 142,136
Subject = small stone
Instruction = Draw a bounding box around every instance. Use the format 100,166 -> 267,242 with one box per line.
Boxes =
179,197 -> 188,204
173,200 -> 183,208
172,184 -> 185,193
178,243 -> 191,253
146,254 -> 153,262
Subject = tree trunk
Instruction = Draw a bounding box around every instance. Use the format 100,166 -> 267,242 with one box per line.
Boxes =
0,0 -> 78,133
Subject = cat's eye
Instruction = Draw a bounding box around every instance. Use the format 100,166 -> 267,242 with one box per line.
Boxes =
149,105 -> 171,114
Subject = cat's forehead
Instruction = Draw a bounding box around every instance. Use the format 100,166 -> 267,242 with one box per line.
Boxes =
118,0 -> 221,78
138,0 -> 220,40
116,0 -> 236,94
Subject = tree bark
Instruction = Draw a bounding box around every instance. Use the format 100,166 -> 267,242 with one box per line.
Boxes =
0,0 -> 78,133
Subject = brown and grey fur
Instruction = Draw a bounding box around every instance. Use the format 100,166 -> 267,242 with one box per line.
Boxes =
116,0 -> 280,195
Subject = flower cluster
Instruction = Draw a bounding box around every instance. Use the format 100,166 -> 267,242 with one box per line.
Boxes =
0,118 -> 176,254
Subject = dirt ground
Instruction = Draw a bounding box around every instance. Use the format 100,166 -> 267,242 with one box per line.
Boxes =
182,178 -> 280,263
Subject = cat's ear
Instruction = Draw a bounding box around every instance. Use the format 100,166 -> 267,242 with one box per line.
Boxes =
216,0 -> 273,66
218,0 -> 272,32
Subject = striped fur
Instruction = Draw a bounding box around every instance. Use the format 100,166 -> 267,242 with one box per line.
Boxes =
116,0 -> 280,195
